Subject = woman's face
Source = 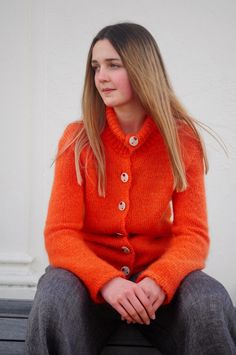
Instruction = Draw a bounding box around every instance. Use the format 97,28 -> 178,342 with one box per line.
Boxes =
91,39 -> 135,109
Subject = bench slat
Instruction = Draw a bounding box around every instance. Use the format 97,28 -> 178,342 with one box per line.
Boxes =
0,299 -> 32,317
0,341 -> 25,355
0,318 -> 27,341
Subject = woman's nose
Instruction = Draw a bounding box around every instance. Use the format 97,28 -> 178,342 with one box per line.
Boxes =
97,67 -> 109,82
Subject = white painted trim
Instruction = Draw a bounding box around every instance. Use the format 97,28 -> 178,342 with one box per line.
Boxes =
0,274 -> 37,286
0,285 -> 36,300
0,252 -> 33,264
0,252 -> 38,296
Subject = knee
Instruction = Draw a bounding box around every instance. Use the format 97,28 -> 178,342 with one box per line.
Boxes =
176,271 -> 233,320
32,267 -> 89,316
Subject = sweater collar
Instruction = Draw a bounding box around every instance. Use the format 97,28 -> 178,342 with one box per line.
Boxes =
104,106 -> 157,154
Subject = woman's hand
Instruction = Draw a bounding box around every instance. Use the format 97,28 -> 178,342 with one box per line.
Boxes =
137,277 -> 166,312
100,277 -> 156,325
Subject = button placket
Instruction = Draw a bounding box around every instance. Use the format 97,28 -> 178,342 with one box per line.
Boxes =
121,246 -> 130,254
120,172 -> 129,183
115,232 -> 123,237
118,201 -> 126,211
129,136 -> 139,147
121,265 -> 130,276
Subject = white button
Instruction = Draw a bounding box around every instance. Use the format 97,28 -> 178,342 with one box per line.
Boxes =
121,246 -> 130,254
120,172 -> 129,183
121,266 -> 130,276
118,201 -> 126,211
129,136 -> 139,147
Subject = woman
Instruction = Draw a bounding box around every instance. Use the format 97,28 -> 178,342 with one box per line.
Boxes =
26,22 -> 236,355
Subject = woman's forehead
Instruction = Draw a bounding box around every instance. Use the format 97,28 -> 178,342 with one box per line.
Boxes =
92,39 -> 121,62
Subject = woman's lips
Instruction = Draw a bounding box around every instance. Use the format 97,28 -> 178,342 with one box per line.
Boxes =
102,88 -> 115,93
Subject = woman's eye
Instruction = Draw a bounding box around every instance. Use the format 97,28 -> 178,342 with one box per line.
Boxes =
92,66 -> 99,72
91,63 -> 121,72
110,63 -> 120,69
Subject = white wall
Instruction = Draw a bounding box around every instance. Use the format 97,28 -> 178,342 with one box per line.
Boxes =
0,0 -> 235,303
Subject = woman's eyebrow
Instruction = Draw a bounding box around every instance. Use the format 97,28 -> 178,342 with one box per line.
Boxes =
91,58 -> 121,64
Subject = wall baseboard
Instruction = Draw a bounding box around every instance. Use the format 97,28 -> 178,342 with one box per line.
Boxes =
0,252 -> 38,299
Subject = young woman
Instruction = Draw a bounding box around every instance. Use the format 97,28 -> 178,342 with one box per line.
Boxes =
26,23 -> 236,355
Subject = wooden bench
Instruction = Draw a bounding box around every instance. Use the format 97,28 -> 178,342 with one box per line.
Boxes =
0,299 -> 162,355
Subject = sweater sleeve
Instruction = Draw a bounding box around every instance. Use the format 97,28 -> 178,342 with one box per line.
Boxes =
136,134 -> 210,304
44,124 -> 124,303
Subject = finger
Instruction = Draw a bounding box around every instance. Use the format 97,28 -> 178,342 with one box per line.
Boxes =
126,294 -> 151,324
114,303 -> 135,324
140,286 -> 151,299
121,315 -> 136,324
121,298 -> 145,324
152,294 -> 165,312
134,287 -> 156,321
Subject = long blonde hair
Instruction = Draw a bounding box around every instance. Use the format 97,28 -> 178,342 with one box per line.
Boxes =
61,22 -> 209,197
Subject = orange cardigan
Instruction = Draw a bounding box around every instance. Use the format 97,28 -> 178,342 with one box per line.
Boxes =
44,107 -> 209,304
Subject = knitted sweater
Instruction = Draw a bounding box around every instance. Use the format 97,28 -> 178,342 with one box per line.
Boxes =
44,106 -> 209,304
